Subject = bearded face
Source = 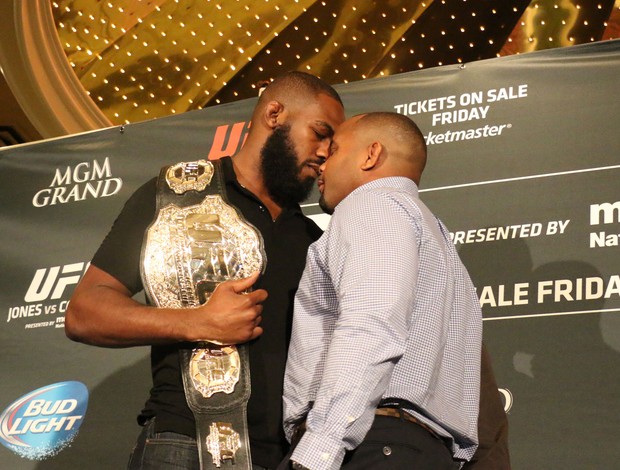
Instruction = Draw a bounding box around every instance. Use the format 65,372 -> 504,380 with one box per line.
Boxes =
259,124 -> 316,207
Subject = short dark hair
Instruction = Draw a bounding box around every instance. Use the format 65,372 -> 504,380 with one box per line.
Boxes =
356,112 -> 427,174
258,71 -> 343,107
358,112 -> 427,155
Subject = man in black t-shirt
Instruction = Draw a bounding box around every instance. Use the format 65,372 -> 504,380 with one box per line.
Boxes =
65,71 -> 345,470
67,71 -> 511,470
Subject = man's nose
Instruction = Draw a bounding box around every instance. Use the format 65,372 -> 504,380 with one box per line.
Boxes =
317,139 -> 330,158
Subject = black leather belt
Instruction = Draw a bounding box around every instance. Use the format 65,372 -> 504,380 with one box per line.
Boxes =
377,398 -> 445,440
375,406 -> 441,440
180,345 -> 252,469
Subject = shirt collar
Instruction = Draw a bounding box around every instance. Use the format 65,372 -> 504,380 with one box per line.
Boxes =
218,156 -> 239,185
345,176 -> 419,202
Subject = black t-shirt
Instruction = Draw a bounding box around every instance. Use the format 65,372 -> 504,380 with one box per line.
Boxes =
92,157 -> 322,468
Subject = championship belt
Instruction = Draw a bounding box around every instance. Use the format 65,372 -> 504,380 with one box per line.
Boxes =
141,159 -> 265,469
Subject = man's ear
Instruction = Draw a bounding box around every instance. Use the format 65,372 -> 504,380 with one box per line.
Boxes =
361,141 -> 383,171
264,100 -> 286,129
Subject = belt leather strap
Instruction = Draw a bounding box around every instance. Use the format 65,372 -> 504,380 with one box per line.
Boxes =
142,159 -> 266,469
375,407 -> 441,440
180,345 -> 252,469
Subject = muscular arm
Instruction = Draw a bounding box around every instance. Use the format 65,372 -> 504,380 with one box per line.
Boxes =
65,265 -> 267,348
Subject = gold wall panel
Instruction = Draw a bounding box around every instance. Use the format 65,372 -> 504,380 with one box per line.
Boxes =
46,0 -> 620,126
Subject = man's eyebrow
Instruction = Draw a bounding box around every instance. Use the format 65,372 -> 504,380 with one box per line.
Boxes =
314,120 -> 336,136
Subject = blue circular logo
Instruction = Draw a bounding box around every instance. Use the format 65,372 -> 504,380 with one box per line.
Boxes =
0,381 -> 89,460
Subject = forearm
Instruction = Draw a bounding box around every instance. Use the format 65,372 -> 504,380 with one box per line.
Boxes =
65,266 -> 265,348
65,282 -> 192,348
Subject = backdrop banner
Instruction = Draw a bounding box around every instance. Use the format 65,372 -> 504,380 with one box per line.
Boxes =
1,40 -> 619,469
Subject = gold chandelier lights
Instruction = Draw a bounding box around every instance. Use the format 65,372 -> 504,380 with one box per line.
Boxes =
50,0 -> 620,126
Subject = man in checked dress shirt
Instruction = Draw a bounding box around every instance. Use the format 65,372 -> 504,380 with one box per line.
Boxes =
282,112 -> 483,470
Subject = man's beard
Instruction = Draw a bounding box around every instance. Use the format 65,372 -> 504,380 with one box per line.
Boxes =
260,125 -> 315,207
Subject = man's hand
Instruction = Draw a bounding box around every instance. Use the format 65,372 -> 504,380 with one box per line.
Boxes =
65,266 -> 268,348
192,272 -> 268,345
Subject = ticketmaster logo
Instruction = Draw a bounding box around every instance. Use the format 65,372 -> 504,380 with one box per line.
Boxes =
0,382 -> 88,460
424,123 -> 511,145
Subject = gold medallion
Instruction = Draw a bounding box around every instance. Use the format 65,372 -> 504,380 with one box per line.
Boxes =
190,346 -> 241,398
206,422 -> 241,467
166,159 -> 214,194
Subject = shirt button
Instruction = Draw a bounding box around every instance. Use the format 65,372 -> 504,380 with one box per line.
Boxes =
259,206 -> 266,212
383,446 -> 392,456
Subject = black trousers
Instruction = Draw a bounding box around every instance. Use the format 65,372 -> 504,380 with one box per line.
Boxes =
279,415 -> 460,470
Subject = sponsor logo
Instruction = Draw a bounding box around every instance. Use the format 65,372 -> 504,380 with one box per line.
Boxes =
23,263 -> 87,303
32,157 -> 122,207
0,381 -> 88,460
208,121 -> 250,160
590,201 -> 620,225
424,123 -> 511,145
6,262 -> 88,327
589,201 -> 620,248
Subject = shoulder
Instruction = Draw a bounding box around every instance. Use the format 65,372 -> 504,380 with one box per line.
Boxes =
324,190 -> 392,246
327,185 -> 426,250
334,185 -> 407,224
122,177 -> 157,212
134,176 -> 157,197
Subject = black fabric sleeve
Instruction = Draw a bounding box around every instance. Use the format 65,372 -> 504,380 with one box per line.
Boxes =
91,177 -> 157,294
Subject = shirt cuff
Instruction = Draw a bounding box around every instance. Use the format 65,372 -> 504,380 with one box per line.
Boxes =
290,430 -> 346,470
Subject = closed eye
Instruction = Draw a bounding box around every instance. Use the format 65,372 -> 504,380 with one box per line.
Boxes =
314,129 -> 329,140
313,121 -> 335,141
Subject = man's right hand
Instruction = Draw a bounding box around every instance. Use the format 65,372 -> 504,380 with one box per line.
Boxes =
193,272 -> 268,345
65,265 -> 267,348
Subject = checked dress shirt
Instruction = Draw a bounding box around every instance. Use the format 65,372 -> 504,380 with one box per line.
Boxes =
283,177 -> 482,470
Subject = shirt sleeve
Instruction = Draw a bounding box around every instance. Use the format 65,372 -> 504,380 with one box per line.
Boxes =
91,177 -> 157,294
290,190 -> 422,470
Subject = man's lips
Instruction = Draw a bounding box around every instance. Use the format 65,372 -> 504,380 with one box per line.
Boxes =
317,178 -> 325,193
305,161 -> 321,177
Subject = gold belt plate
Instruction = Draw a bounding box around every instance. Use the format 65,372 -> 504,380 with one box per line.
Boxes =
143,194 -> 264,309
206,421 -> 241,467
190,345 -> 241,398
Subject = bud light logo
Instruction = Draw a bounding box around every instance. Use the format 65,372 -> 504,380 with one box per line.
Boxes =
0,381 -> 88,460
